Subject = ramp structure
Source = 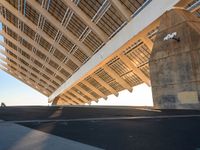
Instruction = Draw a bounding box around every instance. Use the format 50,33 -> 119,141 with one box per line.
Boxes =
0,0 -> 199,106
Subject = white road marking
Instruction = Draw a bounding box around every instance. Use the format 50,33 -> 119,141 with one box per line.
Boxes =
1,114 -> 200,124
135,108 -> 161,112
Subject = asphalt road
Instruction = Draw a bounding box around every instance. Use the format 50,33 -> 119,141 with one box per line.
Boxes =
1,106 -> 200,121
1,106 -> 200,150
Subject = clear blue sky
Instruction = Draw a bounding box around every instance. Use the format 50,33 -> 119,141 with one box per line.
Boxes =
0,70 -> 48,106
0,22 -> 153,106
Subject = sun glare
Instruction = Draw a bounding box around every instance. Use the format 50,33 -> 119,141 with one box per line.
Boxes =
90,83 -> 153,106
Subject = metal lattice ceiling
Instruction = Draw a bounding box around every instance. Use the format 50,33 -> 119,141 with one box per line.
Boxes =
0,0 -> 199,105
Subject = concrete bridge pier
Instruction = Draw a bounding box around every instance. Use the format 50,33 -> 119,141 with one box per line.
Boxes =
150,9 -> 200,109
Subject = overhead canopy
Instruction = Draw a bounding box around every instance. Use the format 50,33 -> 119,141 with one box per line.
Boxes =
0,0 -> 199,105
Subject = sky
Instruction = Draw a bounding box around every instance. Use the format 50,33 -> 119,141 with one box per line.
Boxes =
91,83 -> 153,106
0,70 -> 48,106
0,68 -> 153,106
0,22 -> 153,106
0,69 -> 153,106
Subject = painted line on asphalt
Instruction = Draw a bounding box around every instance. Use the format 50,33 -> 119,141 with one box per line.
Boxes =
135,108 -> 161,112
1,114 -> 200,124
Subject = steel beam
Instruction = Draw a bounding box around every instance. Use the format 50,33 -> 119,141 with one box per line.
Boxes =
92,74 -> 119,96
69,89 -> 89,103
1,0 -> 82,66
59,96 -> 76,105
0,18 -> 73,77
0,40 -> 63,85
63,93 -> 84,105
141,36 -> 154,51
103,65 -> 133,92
81,80 -> 107,100
0,0 -> 82,67
109,0 -> 132,21
26,0 -> 93,57
0,34 -> 66,83
62,0 -> 108,42
75,85 -> 98,102
0,34 -> 63,85
0,48 -> 57,89
119,54 -> 150,86
0,53 -> 50,90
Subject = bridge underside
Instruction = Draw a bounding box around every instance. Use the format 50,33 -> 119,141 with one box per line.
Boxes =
0,0 -> 199,106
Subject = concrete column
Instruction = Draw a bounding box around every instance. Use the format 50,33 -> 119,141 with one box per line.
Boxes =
52,96 -> 68,105
51,96 -> 60,105
150,9 -> 200,109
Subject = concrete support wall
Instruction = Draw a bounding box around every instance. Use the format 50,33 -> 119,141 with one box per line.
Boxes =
150,9 -> 200,109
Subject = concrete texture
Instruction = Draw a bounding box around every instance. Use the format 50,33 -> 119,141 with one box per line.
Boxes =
0,121 -> 102,150
150,9 -> 200,109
